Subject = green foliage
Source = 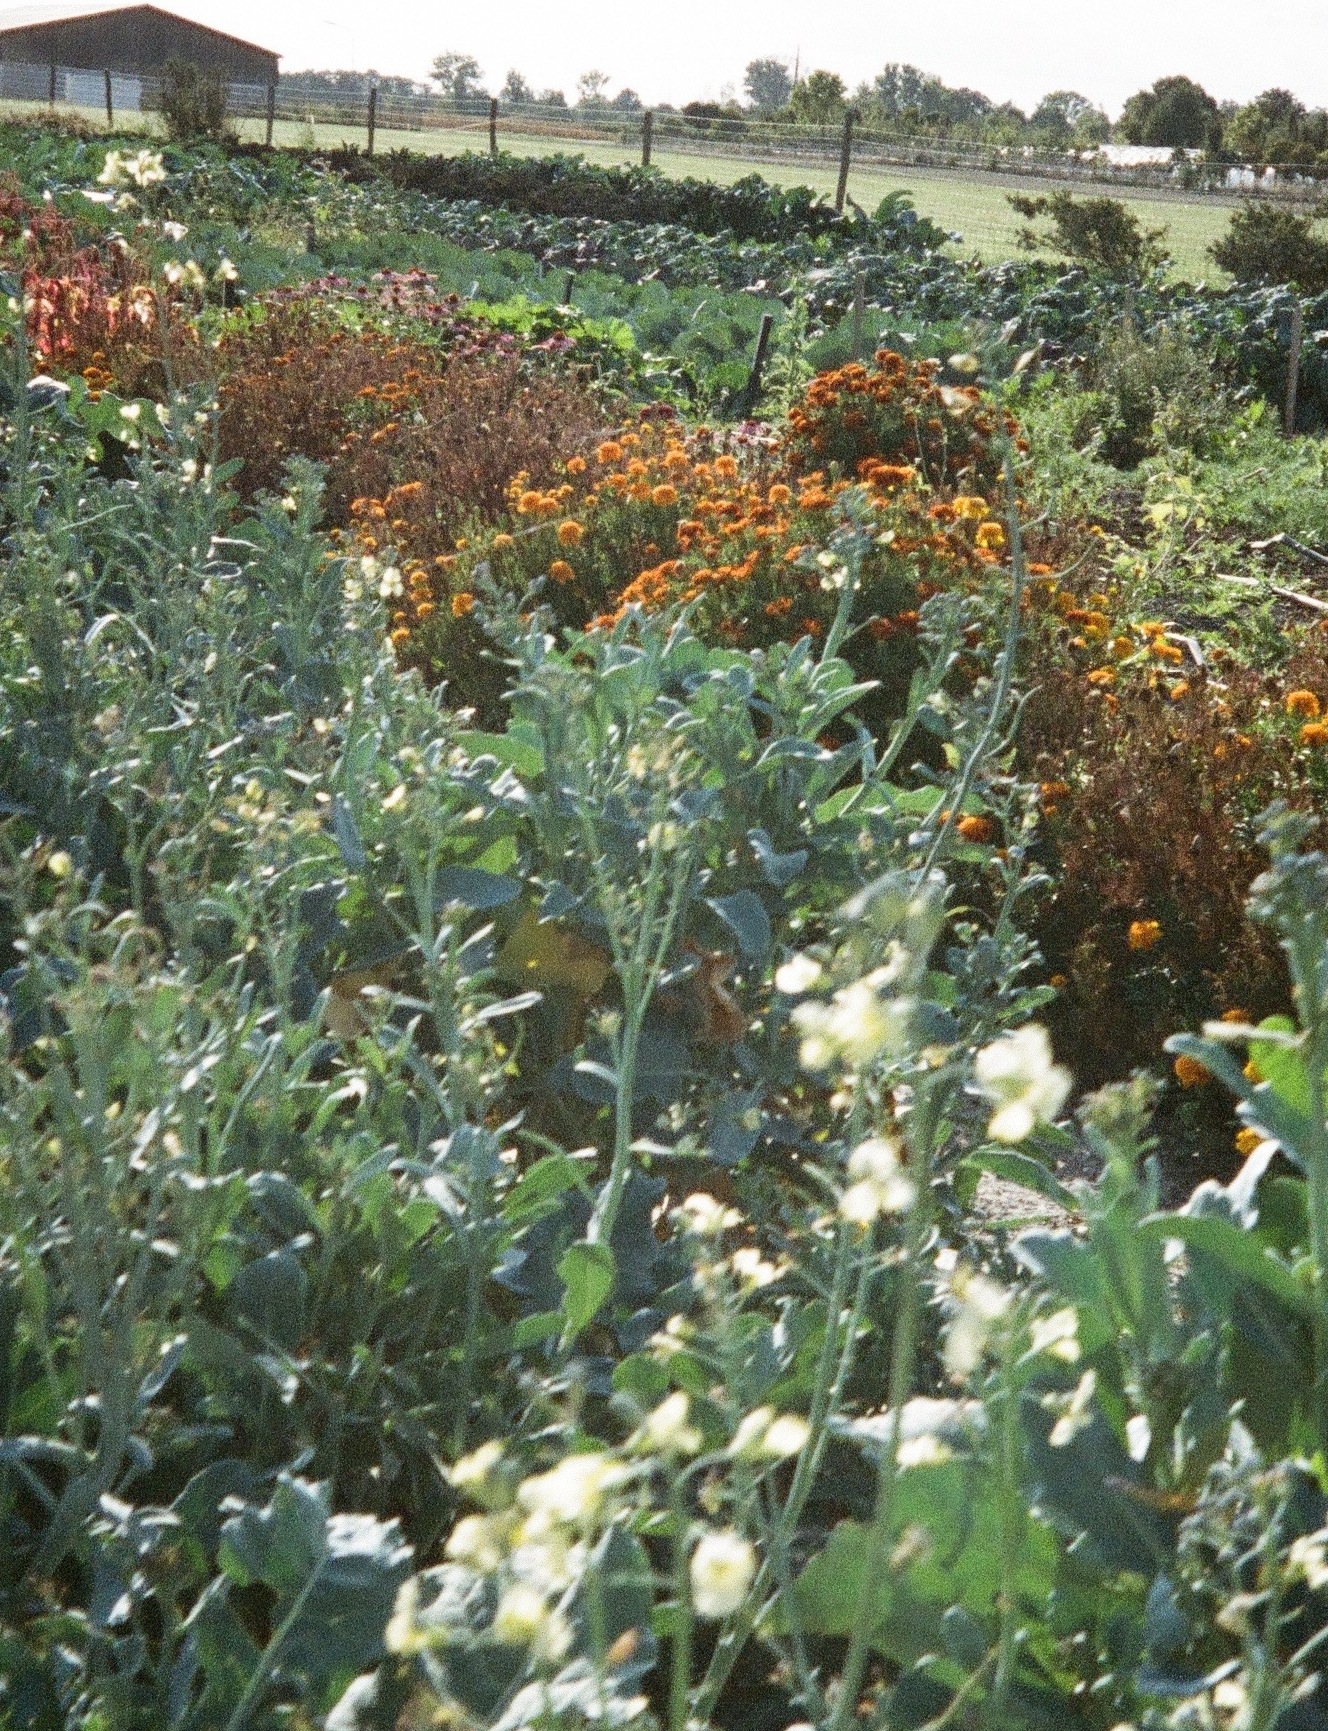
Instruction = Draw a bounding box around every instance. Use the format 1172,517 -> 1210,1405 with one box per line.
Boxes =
1210,201 -> 1328,293
1119,74 -> 1224,150
159,58 -> 232,144
1010,191 -> 1170,275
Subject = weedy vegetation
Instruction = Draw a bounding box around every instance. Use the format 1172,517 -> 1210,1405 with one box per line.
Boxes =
5,123 -> 1328,1731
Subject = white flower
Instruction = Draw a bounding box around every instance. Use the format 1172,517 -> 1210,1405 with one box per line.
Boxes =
445,1513 -> 509,1572
1047,1370 -> 1098,1448
775,953 -> 823,996
449,1440 -> 505,1505
840,1135 -> 916,1224
493,1584 -> 572,1662
1029,1308 -> 1081,1363
1289,1531 -> 1328,1591
379,568 -> 404,600
47,850 -> 73,880
517,1452 -> 626,1535
630,1392 -> 701,1457
897,1433 -> 953,1469
161,220 -> 188,242
215,257 -> 239,283
731,1406 -> 811,1462
730,1246 -> 781,1290
690,1530 -> 756,1618
974,1026 -> 1071,1143
97,150 -> 126,186
942,1271 -> 1011,1379
384,1577 -> 424,1655
793,978 -> 909,1072
678,1193 -> 741,1237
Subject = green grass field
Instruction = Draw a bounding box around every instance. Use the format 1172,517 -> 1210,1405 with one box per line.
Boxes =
2,96 -> 1240,279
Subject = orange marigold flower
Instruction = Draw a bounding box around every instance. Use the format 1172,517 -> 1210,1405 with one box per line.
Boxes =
1221,1008 -> 1250,1023
1128,919 -> 1163,952
1173,1055 -> 1210,1088
956,815 -> 997,844
1087,667 -> 1117,688
768,483 -> 793,506
1049,973 -> 1068,989
1286,688 -> 1322,718
557,520 -> 585,547
952,495 -> 988,521
516,490 -> 543,516
714,454 -> 738,480
974,521 -> 1006,552
450,592 -> 475,617
549,560 -> 576,584
651,484 -> 679,507
491,534 -> 515,552
566,455 -> 588,475
596,440 -> 625,464
765,596 -> 794,617
389,626 -> 411,646
1149,638 -> 1185,663
1234,1128 -> 1263,1158
1301,722 -> 1328,746
1169,680 -> 1191,701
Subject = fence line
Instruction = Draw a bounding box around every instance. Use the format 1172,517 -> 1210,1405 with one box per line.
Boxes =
2,60 -> 1323,206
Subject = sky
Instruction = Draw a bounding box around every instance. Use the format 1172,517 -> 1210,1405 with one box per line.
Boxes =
143,0 -> 1328,116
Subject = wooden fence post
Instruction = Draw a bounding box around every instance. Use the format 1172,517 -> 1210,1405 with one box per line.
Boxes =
104,69 -> 113,129
834,110 -> 855,215
489,96 -> 499,156
562,270 -> 576,305
265,81 -> 276,147
642,110 -> 653,167
367,85 -> 377,156
1286,299 -> 1305,438
744,312 -> 776,415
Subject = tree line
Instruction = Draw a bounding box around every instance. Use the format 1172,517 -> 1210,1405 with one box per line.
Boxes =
280,55 -> 1328,167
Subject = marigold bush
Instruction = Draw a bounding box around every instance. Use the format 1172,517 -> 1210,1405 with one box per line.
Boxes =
784,349 -> 1025,491
369,358 -> 1029,715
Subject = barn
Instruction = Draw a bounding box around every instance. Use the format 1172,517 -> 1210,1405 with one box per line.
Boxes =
0,3 -> 279,104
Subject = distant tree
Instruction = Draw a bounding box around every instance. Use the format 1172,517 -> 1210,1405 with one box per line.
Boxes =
788,69 -> 846,125
287,69 -> 426,97
577,69 -> 611,108
1031,90 -> 1096,142
538,88 -> 569,109
500,69 -> 535,106
431,53 -> 485,101
1119,75 -> 1222,151
744,57 -> 792,111
611,87 -> 644,111
1226,88 -> 1321,164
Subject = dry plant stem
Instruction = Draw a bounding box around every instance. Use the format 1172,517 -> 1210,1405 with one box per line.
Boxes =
924,444 -> 1026,879
693,1194 -> 873,1720
825,1132 -> 933,1731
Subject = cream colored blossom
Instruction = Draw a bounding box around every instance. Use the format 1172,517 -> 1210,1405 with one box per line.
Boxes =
840,1135 -> 916,1224
517,1452 -> 627,1535
974,1026 -> 1071,1143
690,1530 -> 756,1618
943,1271 -> 1011,1379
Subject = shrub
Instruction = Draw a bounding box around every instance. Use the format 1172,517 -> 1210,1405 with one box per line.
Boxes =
1017,582 -> 1328,1101
1009,192 -> 1170,275
215,296 -> 609,529
1068,322 -> 1236,468
1210,201 -> 1328,292
158,58 -> 231,143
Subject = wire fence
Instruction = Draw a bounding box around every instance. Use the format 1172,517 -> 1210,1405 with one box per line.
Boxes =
2,59 -> 1324,209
